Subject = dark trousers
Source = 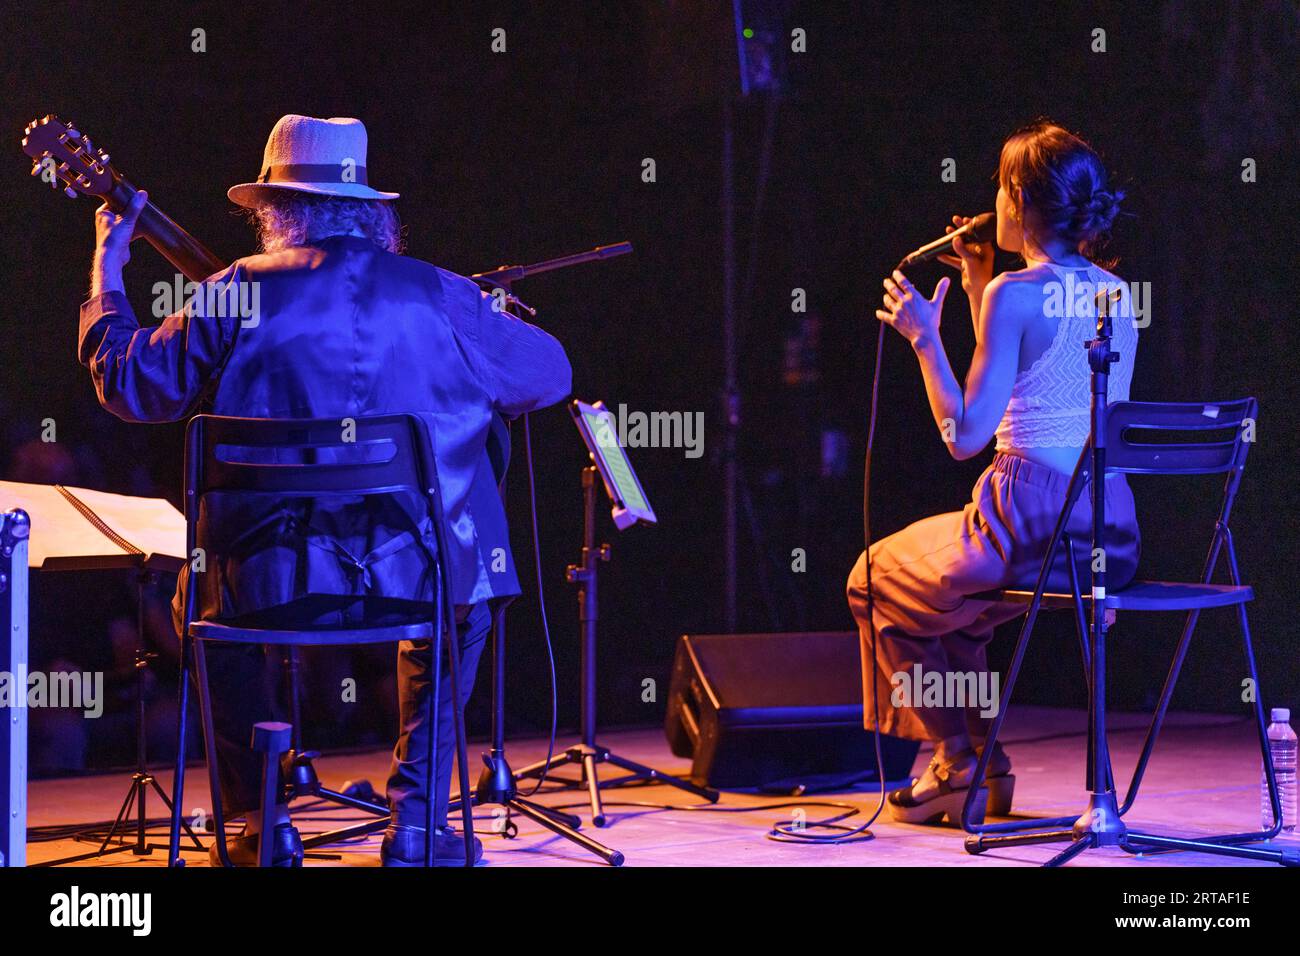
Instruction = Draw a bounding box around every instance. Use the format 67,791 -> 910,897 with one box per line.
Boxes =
200,600 -> 488,827
386,602 -> 489,829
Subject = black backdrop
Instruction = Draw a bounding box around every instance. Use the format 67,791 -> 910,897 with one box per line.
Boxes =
3,1 -> 1297,768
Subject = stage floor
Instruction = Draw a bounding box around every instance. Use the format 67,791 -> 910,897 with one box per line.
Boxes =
24,705 -> 1288,867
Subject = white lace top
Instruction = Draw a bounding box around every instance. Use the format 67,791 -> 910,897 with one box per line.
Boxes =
993,262 -> 1138,451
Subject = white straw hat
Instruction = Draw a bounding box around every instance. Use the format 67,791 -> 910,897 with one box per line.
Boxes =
227,114 -> 399,208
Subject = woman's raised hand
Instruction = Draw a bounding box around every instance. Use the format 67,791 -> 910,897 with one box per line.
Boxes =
936,214 -> 994,298
876,269 -> 949,348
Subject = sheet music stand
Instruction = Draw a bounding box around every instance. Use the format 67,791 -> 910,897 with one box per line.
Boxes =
0,482 -> 206,864
514,401 -> 718,827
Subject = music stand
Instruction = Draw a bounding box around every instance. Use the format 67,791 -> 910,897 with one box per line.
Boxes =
0,482 -> 207,864
514,401 -> 719,826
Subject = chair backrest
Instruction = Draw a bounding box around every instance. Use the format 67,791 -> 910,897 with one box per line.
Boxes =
182,413 -> 446,559
1104,398 -> 1257,476
1103,399 -> 1257,579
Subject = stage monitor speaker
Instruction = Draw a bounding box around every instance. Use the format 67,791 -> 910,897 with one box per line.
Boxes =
664,631 -> 919,790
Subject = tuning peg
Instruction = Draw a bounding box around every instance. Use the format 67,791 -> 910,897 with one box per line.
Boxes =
64,186 -> 78,199
99,152 -> 110,163
30,163 -> 41,177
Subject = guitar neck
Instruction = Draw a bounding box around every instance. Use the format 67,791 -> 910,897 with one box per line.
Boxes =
107,181 -> 228,284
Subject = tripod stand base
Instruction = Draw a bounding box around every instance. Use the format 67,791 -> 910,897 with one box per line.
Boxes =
40,770 -> 207,867
442,751 -> 624,865
516,742 -> 719,828
503,795 -> 624,866
283,749 -> 394,851
964,787 -> 1300,867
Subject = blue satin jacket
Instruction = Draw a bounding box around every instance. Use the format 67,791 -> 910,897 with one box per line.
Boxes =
79,234 -> 571,621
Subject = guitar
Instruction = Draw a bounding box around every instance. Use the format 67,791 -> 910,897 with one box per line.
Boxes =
22,114 -> 227,284
22,113 -> 513,475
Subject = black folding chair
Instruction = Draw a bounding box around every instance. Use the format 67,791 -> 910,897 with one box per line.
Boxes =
165,413 -> 477,867
962,397 -> 1297,866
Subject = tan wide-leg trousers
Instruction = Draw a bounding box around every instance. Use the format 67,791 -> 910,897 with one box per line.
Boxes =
846,452 -> 1140,742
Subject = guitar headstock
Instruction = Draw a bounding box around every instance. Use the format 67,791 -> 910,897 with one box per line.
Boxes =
22,114 -> 118,201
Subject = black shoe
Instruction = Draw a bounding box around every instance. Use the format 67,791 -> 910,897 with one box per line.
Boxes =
209,823 -> 304,867
381,824 -> 483,867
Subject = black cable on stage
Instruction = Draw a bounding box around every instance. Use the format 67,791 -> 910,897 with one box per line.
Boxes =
767,318 -> 891,844
514,411 -> 559,798
554,796 -> 869,839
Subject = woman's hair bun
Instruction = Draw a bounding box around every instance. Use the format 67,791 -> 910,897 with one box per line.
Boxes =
1066,186 -> 1125,245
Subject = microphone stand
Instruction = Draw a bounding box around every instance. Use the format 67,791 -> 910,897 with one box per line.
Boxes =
471,242 -> 632,289
445,243 -> 636,866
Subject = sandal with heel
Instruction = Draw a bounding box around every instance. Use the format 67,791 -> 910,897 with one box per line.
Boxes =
978,742 -> 1015,817
887,750 -> 990,827
887,776 -> 990,826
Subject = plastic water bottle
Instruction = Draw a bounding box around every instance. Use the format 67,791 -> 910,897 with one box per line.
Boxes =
1261,707 -> 1297,837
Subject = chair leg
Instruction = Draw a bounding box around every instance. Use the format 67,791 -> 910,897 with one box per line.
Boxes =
1226,530 -> 1284,840
444,607 -> 475,866
963,453 -> 1090,835
1240,600 -> 1284,840
167,633 -> 193,867
193,640 -> 235,867
424,580 -> 445,868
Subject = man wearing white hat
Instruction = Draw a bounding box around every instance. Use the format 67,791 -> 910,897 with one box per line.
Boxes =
81,115 -> 572,865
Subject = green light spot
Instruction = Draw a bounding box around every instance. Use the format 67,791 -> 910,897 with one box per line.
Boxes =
743,27 -> 754,39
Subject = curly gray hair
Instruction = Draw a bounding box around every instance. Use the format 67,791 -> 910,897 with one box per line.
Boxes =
245,192 -> 404,254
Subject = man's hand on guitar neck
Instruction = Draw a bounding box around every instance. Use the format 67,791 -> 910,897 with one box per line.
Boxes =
90,190 -> 147,298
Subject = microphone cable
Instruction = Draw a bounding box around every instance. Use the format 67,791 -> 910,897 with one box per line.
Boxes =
514,411 -> 560,797
767,313 -> 892,844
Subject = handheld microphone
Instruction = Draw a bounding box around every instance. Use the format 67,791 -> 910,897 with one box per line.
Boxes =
898,212 -> 995,268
